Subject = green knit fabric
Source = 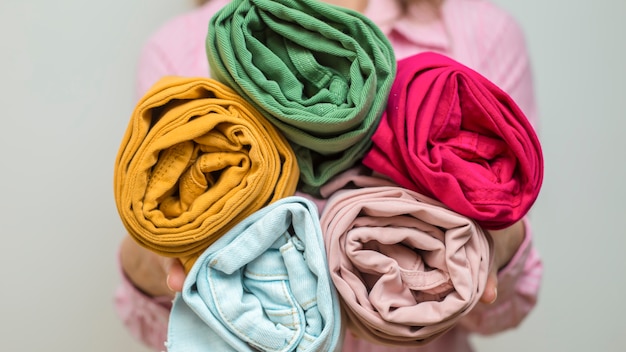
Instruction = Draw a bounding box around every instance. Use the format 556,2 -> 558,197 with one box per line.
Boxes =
206,0 -> 396,194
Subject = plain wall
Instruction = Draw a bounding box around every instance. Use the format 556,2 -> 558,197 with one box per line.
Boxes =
0,0 -> 624,351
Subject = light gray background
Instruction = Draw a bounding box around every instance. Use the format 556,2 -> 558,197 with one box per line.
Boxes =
1,0 -> 624,351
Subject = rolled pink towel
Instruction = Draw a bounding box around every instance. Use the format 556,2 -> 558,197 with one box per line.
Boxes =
319,167 -> 493,346
363,52 -> 543,229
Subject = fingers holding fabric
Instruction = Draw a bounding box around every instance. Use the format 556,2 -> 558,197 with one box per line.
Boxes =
479,220 -> 526,305
120,235 -> 182,298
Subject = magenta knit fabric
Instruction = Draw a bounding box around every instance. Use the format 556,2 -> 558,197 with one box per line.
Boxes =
363,52 -> 543,230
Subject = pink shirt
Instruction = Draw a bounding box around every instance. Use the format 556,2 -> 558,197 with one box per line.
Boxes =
116,0 -> 543,351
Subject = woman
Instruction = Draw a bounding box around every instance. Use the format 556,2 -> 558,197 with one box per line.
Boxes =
116,0 -> 542,350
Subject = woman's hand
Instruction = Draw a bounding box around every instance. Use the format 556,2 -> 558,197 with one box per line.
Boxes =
120,235 -> 186,298
479,220 -> 526,304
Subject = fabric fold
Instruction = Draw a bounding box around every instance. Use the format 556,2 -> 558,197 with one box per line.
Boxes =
166,196 -> 342,352
207,0 -> 396,194
319,167 -> 493,346
114,76 -> 299,271
362,52 -> 543,229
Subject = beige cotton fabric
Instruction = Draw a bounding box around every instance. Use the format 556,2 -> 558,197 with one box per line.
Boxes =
319,167 -> 493,347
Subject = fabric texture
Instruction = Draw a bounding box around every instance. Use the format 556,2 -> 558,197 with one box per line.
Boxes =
363,52 -> 543,229
118,0 -> 545,351
114,76 -> 299,271
166,196 -> 342,352
206,0 -> 396,193
319,167 -> 493,346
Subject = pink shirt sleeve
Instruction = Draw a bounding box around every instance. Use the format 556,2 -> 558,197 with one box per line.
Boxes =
474,6 -> 539,129
134,0 -> 226,98
459,218 -> 542,335
134,36 -> 178,99
115,258 -> 172,351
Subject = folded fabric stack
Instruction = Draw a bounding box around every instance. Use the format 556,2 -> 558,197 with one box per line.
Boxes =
114,1 -> 544,350
114,76 -> 299,271
207,0 -> 396,194
363,52 -> 544,230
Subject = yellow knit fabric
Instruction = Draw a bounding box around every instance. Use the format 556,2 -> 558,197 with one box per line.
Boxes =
114,76 -> 299,271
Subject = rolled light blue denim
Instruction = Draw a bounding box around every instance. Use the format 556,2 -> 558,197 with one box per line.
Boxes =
166,196 -> 342,352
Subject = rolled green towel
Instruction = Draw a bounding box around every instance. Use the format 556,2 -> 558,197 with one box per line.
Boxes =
207,0 -> 396,194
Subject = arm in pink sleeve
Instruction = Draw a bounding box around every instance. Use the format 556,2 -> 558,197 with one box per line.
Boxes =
135,36 -> 178,99
460,217 -> 543,335
478,7 -> 539,129
114,255 -> 172,351
134,3 -> 219,99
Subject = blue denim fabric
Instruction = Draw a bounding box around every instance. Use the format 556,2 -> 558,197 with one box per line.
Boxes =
167,196 -> 342,352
